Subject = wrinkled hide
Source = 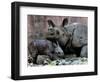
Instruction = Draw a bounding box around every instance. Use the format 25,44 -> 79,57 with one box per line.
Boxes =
28,39 -> 64,64
46,18 -> 88,57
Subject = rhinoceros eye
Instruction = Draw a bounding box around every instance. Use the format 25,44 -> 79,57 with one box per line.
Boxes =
62,33 -> 65,36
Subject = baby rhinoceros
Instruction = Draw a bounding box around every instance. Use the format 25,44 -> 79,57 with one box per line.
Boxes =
28,39 -> 64,64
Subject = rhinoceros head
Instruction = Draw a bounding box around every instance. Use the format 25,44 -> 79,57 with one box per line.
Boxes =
46,18 -> 71,47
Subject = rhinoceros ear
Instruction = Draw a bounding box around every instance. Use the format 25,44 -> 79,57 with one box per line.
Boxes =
47,20 -> 55,28
62,18 -> 68,27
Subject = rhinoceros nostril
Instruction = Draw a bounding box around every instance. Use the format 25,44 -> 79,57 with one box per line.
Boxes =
56,31 -> 60,35
58,52 -> 60,54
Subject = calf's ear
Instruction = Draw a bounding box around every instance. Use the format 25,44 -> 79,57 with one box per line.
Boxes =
47,20 -> 55,28
62,18 -> 68,27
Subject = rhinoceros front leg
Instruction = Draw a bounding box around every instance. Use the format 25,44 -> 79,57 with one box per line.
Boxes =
80,45 -> 88,58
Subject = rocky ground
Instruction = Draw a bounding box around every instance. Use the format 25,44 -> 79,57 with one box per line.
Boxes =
28,55 -> 88,67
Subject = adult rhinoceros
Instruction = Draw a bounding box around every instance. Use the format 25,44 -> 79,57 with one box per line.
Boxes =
46,18 -> 87,58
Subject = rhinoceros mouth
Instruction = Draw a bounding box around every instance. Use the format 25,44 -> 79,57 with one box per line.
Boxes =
50,33 -> 55,35
48,32 -> 55,35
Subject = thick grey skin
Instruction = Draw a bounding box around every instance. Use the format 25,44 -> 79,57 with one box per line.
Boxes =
64,23 -> 87,47
28,39 -> 64,64
46,19 -> 88,57
80,45 -> 87,57
64,23 -> 87,57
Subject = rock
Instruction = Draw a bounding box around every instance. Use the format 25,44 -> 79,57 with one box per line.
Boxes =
71,59 -> 81,65
28,55 -> 88,66
49,57 -> 88,65
28,62 -> 34,67
36,55 -> 51,65
50,60 -> 58,65
58,59 -> 66,65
